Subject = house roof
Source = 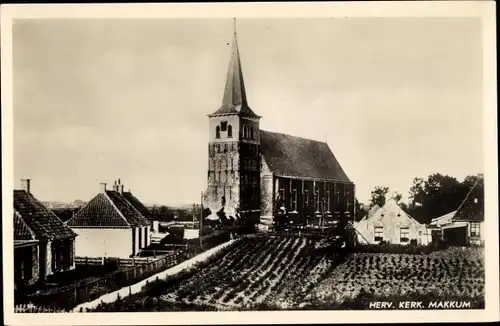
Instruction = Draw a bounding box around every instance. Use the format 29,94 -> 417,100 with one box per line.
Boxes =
67,190 -> 151,228
363,204 -> 380,220
453,177 -> 484,222
14,211 -> 36,241
122,192 -> 154,221
259,130 -> 352,183
13,190 -> 77,240
430,210 -> 457,226
364,198 -> 424,228
209,21 -> 260,119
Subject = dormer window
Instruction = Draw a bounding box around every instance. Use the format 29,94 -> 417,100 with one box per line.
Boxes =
216,126 -> 221,139
227,125 -> 233,138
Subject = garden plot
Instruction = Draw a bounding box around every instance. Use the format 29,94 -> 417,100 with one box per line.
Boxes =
304,246 -> 485,308
91,236 -> 346,311
88,238 -> 485,311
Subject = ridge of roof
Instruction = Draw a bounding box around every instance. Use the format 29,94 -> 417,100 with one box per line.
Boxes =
106,190 -> 151,227
122,192 -> 154,221
67,192 -> 130,228
14,210 -> 37,241
260,130 -> 327,144
453,176 -> 484,222
103,191 -> 133,227
259,130 -> 352,183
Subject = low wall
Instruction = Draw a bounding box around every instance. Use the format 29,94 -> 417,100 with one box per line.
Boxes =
72,239 -> 237,312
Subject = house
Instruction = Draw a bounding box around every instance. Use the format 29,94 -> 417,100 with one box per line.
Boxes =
66,180 -> 152,258
428,176 -> 484,246
428,210 -> 457,242
359,204 -> 381,222
204,21 -> 355,231
354,198 -> 430,245
14,179 -> 77,290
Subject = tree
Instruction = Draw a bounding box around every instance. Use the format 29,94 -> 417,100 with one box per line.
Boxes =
392,191 -> 402,203
406,173 -> 480,224
354,198 -> 367,222
369,186 -> 389,208
408,177 -> 425,207
151,205 -> 175,222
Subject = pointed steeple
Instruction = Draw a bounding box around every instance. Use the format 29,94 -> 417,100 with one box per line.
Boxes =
209,18 -> 260,118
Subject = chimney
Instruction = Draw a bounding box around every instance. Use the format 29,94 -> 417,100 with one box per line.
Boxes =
119,184 -> 124,194
21,178 -> 31,194
100,182 -> 107,193
113,180 -> 118,191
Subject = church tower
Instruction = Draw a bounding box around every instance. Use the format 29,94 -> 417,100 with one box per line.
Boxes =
206,19 -> 261,221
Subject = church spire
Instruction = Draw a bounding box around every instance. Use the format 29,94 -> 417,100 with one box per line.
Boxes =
209,18 -> 260,118
222,18 -> 247,109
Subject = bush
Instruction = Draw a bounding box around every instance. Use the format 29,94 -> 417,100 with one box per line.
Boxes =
354,242 -> 444,255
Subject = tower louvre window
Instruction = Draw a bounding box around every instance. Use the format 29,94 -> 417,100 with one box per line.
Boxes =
227,125 -> 233,138
221,121 -> 228,131
216,126 -> 221,139
250,127 -> 254,140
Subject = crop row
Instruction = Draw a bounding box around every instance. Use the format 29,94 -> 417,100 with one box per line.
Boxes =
156,236 -> 347,310
305,247 -> 485,306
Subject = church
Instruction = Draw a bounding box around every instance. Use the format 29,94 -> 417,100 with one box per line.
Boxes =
205,21 -> 355,229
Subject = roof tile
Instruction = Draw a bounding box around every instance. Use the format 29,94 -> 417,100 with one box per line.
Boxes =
260,130 -> 352,182
13,190 -> 77,240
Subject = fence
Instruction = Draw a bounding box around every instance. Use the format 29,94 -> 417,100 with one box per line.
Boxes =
75,256 -> 169,268
23,252 -> 180,311
14,303 -> 68,313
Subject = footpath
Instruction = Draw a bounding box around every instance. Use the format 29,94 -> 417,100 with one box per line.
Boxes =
72,240 -> 237,312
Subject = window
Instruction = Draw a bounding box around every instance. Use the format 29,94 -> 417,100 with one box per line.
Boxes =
250,127 -> 254,139
315,185 -> 320,212
374,227 -> 384,242
470,222 -> 480,237
138,227 -> 143,249
227,125 -> 233,138
221,121 -> 228,131
326,189 -> 331,212
292,189 -> 298,211
216,126 -> 221,139
132,229 -> 136,256
400,227 -> 410,243
221,196 -> 226,207
242,125 -> 247,138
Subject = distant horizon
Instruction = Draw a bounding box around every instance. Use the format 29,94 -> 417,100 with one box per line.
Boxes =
13,18 -> 484,205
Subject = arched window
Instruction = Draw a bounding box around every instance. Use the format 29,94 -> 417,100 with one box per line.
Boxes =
215,126 -> 221,139
227,125 -> 233,138
249,127 -> 253,140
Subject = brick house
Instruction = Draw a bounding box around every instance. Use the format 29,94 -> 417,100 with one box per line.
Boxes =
14,179 -> 77,290
204,22 -> 355,230
66,180 -> 152,258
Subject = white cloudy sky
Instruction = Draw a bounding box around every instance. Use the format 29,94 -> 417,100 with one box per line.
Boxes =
13,18 -> 483,205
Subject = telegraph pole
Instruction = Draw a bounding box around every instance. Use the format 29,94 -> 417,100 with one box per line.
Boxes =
200,191 -> 204,250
